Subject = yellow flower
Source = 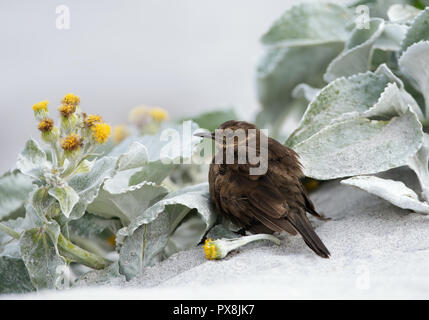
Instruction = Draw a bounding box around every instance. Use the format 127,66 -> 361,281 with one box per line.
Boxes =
128,105 -> 150,128
203,239 -> 218,260
62,93 -> 80,106
84,114 -> 102,127
113,124 -> 129,144
203,234 -> 281,260
59,104 -> 76,117
61,133 -> 82,151
149,107 -> 168,122
91,123 -> 111,144
32,100 -> 49,112
38,118 -> 54,132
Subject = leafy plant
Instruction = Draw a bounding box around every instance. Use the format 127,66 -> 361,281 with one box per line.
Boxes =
259,2 -> 429,213
0,94 -> 222,293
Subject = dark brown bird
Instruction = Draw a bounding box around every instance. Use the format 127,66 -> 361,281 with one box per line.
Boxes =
195,120 -> 330,258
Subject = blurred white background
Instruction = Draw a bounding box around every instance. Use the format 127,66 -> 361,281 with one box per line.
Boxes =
0,0 -> 316,172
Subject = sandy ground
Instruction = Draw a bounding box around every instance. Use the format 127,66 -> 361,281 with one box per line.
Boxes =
3,168 -> 429,299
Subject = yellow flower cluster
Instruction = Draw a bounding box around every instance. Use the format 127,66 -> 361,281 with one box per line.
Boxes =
32,100 -> 49,112
113,124 -> 129,143
128,105 -> 168,125
91,123 -> 111,144
61,133 -> 82,151
38,118 -> 54,132
62,93 -> 80,106
148,107 -> 168,121
84,114 -> 102,127
59,104 -> 76,117
203,238 -> 218,260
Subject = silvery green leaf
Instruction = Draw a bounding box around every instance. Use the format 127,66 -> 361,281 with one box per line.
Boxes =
0,219 -> 34,294
341,175 -> 429,214
87,178 -> 168,225
370,23 -> 407,70
68,213 -> 121,239
48,184 -> 79,218
117,183 -> 216,253
400,7 -> 429,52
371,64 -> 423,119
73,159 -> 95,175
256,42 -> 344,133
407,133 -> 429,201
261,3 -> 352,46
111,121 -> 201,185
387,4 -> 421,24
206,224 -> 240,240
16,139 -> 51,181
117,142 -> 149,171
286,71 -> 390,148
398,41 -> 429,116
349,0 -> 414,19
74,262 -> 125,287
324,19 -> 385,82
118,212 -> 169,280
67,156 -> 117,220
294,110 -> 423,180
164,183 -> 217,257
0,170 -> 33,221
187,109 -> 238,132
19,221 -> 67,289
363,82 -> 423,119
129,161 -> 177,186
0,256 -> 35,294
292,84 -> 320,102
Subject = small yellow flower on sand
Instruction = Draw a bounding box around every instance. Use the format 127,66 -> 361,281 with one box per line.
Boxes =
38,118 -> 54,132
84,114 -> 102,127
91,122 -> 111,144
62,93 -> 80,106
113,124 -> 129,143
32,100 -> 49,112
148,107 -> 168,121
203,238 -> 218,260
61,133 -> 82,151
59,104 -> 76,117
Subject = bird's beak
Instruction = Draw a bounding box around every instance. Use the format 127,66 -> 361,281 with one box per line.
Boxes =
193,131 -> 214,140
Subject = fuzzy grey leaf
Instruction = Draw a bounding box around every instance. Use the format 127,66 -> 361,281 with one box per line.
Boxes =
19,221 -> 67,289
16,139 -> 50,181
324,19 -> 385,82
0,170 -> 33,221
294,111 -> 423,180
400,7 -> 429,52
48,184 -> 79,218
341,175 -> 429,214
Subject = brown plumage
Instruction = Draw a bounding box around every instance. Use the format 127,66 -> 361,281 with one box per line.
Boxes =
195,120 -> 330,258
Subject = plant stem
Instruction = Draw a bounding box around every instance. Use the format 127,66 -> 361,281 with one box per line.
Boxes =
57,233 -> 111,270
0,222 -> 20,240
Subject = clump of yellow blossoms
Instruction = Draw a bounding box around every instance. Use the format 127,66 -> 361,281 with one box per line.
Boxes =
91,123 -> 111,144
113,124 -> 129,144
84,114 -> 102,127
127,105 -> 168,135
38,118 -> 54,132
62,93 -> 80,106
59,104 -> 76,117
31,93 -> 111,168
203,234 -> 281,260
32,100 -> 49,112
61,133 -> 82,152
148,107 -> 168,122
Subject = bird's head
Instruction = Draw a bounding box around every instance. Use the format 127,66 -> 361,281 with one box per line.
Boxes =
194,120 -> 261,150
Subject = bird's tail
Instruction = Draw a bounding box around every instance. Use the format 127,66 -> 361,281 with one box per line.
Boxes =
288,214 -> 330,259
